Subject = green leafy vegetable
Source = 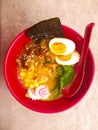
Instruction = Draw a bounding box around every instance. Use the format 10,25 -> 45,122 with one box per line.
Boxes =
55,65 -> 74,92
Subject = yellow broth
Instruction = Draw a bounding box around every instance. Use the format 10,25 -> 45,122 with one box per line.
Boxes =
16,40 -> 74,100
16,40 -> 62,100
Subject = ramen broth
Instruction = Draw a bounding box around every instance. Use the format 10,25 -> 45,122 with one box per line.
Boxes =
16,40 -> 74,100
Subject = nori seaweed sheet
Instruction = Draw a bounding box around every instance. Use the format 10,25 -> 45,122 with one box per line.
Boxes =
26,17 -> 64,43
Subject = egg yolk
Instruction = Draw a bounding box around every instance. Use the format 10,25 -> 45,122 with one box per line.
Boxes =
58,54 -> 72,61
50,42 -> 66,55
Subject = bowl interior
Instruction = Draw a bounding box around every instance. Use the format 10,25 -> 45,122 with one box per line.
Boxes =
4,25 -> 95,113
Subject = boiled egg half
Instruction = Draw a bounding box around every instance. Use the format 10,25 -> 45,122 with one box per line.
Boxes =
49,38 -> 75,55
49,38 -> 80,65
55,51 -> 80,65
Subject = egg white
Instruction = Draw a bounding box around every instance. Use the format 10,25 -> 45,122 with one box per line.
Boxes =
55,51 -> 80,65
49,38 -> 75,55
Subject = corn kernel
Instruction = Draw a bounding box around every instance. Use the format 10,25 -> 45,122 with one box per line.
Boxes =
27,72 -> 32,75
24,83 -> 29,88
38,80 -> 44,84
20,72 -> 26,77
24,78 -> 30,83
29,83 -> 34,88
27,72 -> 32,79
33,80 -> 39,87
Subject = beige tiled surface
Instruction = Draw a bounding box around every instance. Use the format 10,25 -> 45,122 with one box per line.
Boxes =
0,0 -> 98,130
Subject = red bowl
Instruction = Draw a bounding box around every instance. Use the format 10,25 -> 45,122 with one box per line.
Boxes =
4,25 -> 95,113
